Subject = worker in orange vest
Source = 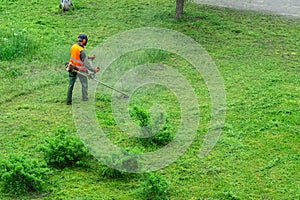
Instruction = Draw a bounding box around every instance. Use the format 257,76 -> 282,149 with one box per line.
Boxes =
66,34 -> 100,105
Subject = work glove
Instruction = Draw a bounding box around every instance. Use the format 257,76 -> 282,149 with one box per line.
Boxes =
65,62 -> 71,72
66,62 -> 76,72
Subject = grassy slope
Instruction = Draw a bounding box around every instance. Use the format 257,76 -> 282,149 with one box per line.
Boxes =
0,0 -> 299,199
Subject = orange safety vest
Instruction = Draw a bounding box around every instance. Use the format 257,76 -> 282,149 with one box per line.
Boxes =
69,44 -> 87,71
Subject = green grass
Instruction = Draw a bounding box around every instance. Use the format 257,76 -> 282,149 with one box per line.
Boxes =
0,0 -> 299,199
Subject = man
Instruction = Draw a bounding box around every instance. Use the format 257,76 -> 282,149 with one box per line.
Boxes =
66,34 -> 100,105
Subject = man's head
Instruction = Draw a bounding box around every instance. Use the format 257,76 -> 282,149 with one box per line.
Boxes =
78,34 -> 88,46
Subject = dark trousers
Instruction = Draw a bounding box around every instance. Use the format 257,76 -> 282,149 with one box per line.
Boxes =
66,71 -> 88,103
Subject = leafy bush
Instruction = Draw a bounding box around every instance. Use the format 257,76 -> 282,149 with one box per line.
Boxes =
130,105 -> 174,146
149,117 -> 173,146
0,28 -> 36,61
130,105 -> 150,127
140,173 -> 170,200
0,155 -> 49,195
42,127 -> 90,169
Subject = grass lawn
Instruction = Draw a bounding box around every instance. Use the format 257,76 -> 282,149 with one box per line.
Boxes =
0,0 -> 299,199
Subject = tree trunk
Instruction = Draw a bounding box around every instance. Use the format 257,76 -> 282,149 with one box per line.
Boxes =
175,0 -> 185,19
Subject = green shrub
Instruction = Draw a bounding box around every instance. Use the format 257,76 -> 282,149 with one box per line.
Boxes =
130,105 -> 150,127
149,121 -> 173,146
0,28 -> 36,61
0,155 -> 49,195
130,105 -> 174,146
42,127 -> 90,169
140,173 -> 170,200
